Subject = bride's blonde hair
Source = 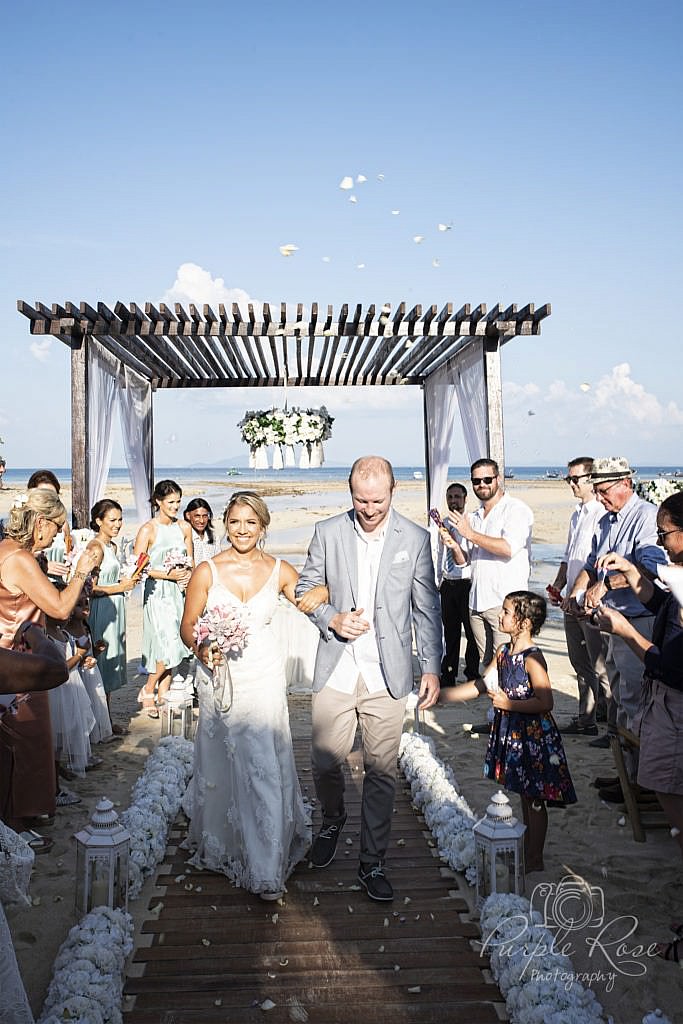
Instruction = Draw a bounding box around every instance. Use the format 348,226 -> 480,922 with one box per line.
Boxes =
4,488 -> 67,549
223,491 -> 270,538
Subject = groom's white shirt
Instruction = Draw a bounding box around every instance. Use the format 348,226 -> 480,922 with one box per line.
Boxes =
325,514 -> 388,694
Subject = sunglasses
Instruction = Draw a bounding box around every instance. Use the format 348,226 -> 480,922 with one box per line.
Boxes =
594,479 -> 623,497
564,473 -> 590,485
656,528 -> 681,540
471,475 -> 497,485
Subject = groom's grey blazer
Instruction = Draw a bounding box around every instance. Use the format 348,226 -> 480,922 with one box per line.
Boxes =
296,508 -> 442,699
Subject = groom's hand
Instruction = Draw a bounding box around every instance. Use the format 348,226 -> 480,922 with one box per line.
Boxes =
417,673 -> 440,710
330,609 -> 370,640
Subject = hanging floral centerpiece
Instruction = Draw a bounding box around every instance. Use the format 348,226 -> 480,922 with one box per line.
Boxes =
237,406 -> 334,469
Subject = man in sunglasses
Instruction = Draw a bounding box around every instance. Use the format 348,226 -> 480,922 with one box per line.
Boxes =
445,458 -> 533,667
548,457 -> 611,736
566,456 -> 667,756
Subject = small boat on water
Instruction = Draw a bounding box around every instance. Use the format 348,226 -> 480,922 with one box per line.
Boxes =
504,470 -> 515,479
545,469 -> 561,479
226,468 -> 241,477
413,470 -> 424,480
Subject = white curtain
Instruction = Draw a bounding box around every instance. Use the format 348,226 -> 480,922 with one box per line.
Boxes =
87,342 -> 119,509
119,366 -> 153,525
424,360 -> 460,517
453,340 -> 487,464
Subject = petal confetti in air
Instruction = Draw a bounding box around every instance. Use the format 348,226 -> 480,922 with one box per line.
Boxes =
391,209 -> 400,215
377,172 -> 385,181
339,176 -> 354,190
279,244 -> 299,257
432,258 -> 440,268
438,223 -> 452,232
413,235 -> 424,244
321,256 -> 331,263
356,263 -> 365,269
348,194 -> 358,204
356,174 -> 367,183
580,382 -> 591,392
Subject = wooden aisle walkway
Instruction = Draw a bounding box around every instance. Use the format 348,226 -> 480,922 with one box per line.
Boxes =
123,741 -> 504,1024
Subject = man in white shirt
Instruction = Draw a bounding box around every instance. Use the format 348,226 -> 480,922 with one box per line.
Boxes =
437,483 -> 479,685
548,457 -> 610,736
447,458 -> 533,666
296,456 -> 442,901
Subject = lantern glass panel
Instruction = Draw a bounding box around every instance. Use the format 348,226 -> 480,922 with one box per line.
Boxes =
90,855 -> 111,910
476,842 -> 492,899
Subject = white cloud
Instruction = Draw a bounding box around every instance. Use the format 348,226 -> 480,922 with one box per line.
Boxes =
30,338 -> 53,362
161,262 -> 255,313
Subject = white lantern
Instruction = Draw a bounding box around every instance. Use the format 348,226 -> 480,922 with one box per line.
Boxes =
160,688 -> 194,739
473,790 -> 526,907
74,798 -> 130,914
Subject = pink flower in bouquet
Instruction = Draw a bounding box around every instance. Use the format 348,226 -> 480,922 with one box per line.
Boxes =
193,603 -> 249,657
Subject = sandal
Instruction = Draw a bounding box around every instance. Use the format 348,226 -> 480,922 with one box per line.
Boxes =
656,937 -> 681,962
137,687 -> 159,719
19,830 -> 54,854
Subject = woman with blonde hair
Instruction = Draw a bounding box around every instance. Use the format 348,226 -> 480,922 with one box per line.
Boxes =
180,491 -> 327,900
0,489 -> 100,851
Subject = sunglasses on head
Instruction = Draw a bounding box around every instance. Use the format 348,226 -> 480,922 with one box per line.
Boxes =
471,475 -> 497,485
564,473 -> 590,484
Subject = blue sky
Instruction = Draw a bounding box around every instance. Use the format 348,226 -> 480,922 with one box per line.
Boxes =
1,0 -> 681,469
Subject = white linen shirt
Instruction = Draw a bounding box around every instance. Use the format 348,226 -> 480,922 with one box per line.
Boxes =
563,498 -> 605,593
324,515 -> 390,694
468,492 -> 533,612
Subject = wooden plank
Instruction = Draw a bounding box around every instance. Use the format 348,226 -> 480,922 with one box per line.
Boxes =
483,338 -> 504,471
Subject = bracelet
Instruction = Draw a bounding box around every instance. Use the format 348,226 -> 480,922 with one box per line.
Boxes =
72,570 -> 89,582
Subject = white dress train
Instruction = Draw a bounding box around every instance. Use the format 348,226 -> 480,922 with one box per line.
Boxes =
182,558 -> 311,894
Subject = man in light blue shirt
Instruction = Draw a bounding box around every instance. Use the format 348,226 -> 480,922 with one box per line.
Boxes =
568,456 -> 667,736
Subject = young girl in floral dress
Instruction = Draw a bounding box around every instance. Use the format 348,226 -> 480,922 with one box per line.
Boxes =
440,590 -> 576,871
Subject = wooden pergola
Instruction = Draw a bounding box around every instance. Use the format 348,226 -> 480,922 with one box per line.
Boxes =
17,299 -> 550,526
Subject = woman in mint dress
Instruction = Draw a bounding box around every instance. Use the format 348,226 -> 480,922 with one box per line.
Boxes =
134,480 -> 193,716
88,499 -> 137,734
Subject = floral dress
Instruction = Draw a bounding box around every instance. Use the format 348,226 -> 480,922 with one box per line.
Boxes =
484,645 -> 577,806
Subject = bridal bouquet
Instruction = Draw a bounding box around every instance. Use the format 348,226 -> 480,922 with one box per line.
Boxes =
162,549 -> 193,574
193,604 -> 249,713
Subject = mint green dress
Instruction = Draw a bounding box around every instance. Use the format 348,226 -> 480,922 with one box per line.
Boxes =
142,521 -> 191,669
89,542 -> 127,694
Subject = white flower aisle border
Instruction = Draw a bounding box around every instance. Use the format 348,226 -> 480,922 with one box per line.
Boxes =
398,732 -> 478,883
37,737 -> 194,1024
398,733 -> 674,1024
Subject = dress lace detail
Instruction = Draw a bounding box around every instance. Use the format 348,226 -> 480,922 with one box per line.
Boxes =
182,558 -> 311,893
0,903 -> 34,1024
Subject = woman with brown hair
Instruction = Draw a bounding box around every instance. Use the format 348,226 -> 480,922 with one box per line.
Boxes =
0,489 -> 100,851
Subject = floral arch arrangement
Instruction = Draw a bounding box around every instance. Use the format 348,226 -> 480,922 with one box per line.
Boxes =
237,407 -> 334,469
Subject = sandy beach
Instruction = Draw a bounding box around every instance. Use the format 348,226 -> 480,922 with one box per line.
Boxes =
1,475 -> 682,1023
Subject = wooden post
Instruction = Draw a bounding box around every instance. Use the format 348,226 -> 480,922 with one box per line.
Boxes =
147,385 -> 155,503
70,331 -> 89,528
483,337 -> 505,475
421,384 -> 431,514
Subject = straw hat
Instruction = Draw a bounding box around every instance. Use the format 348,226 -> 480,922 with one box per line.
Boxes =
590,456 -> 633,483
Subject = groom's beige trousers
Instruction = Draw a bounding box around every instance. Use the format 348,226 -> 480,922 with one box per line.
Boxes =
311,675 -> 408,866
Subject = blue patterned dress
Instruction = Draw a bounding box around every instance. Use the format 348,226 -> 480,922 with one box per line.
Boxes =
484,645 -> 577,806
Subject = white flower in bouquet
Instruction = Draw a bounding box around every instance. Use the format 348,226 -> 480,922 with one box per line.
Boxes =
635,477 -> 683,504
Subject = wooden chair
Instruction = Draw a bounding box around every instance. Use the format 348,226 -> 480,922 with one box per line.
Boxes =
609,726 -> 668,842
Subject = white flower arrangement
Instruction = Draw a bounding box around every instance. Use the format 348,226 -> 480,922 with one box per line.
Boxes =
398,732 -> 478,883
37,906 -> 134,1024
237,406 -> 334,450
122,735 -> 194,898
635,477 -> 683,505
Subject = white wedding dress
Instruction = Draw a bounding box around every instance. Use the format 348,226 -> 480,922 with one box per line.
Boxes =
182,558 -> 311,894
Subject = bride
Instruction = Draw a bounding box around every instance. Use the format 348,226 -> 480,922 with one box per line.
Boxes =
180,491 -> 327,900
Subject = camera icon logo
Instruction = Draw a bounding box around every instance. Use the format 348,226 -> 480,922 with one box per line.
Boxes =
529,876 -> 605,932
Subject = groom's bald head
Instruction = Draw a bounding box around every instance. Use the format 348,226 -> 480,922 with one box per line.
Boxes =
348,456 -> 395,491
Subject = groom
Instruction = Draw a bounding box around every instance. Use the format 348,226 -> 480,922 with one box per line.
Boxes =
296,456 -> 441,901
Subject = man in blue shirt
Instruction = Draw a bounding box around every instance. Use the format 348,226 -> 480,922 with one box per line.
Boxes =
567,456 -> 668,741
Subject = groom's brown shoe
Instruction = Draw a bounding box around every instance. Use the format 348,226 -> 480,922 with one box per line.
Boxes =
309,814 -> 347,868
